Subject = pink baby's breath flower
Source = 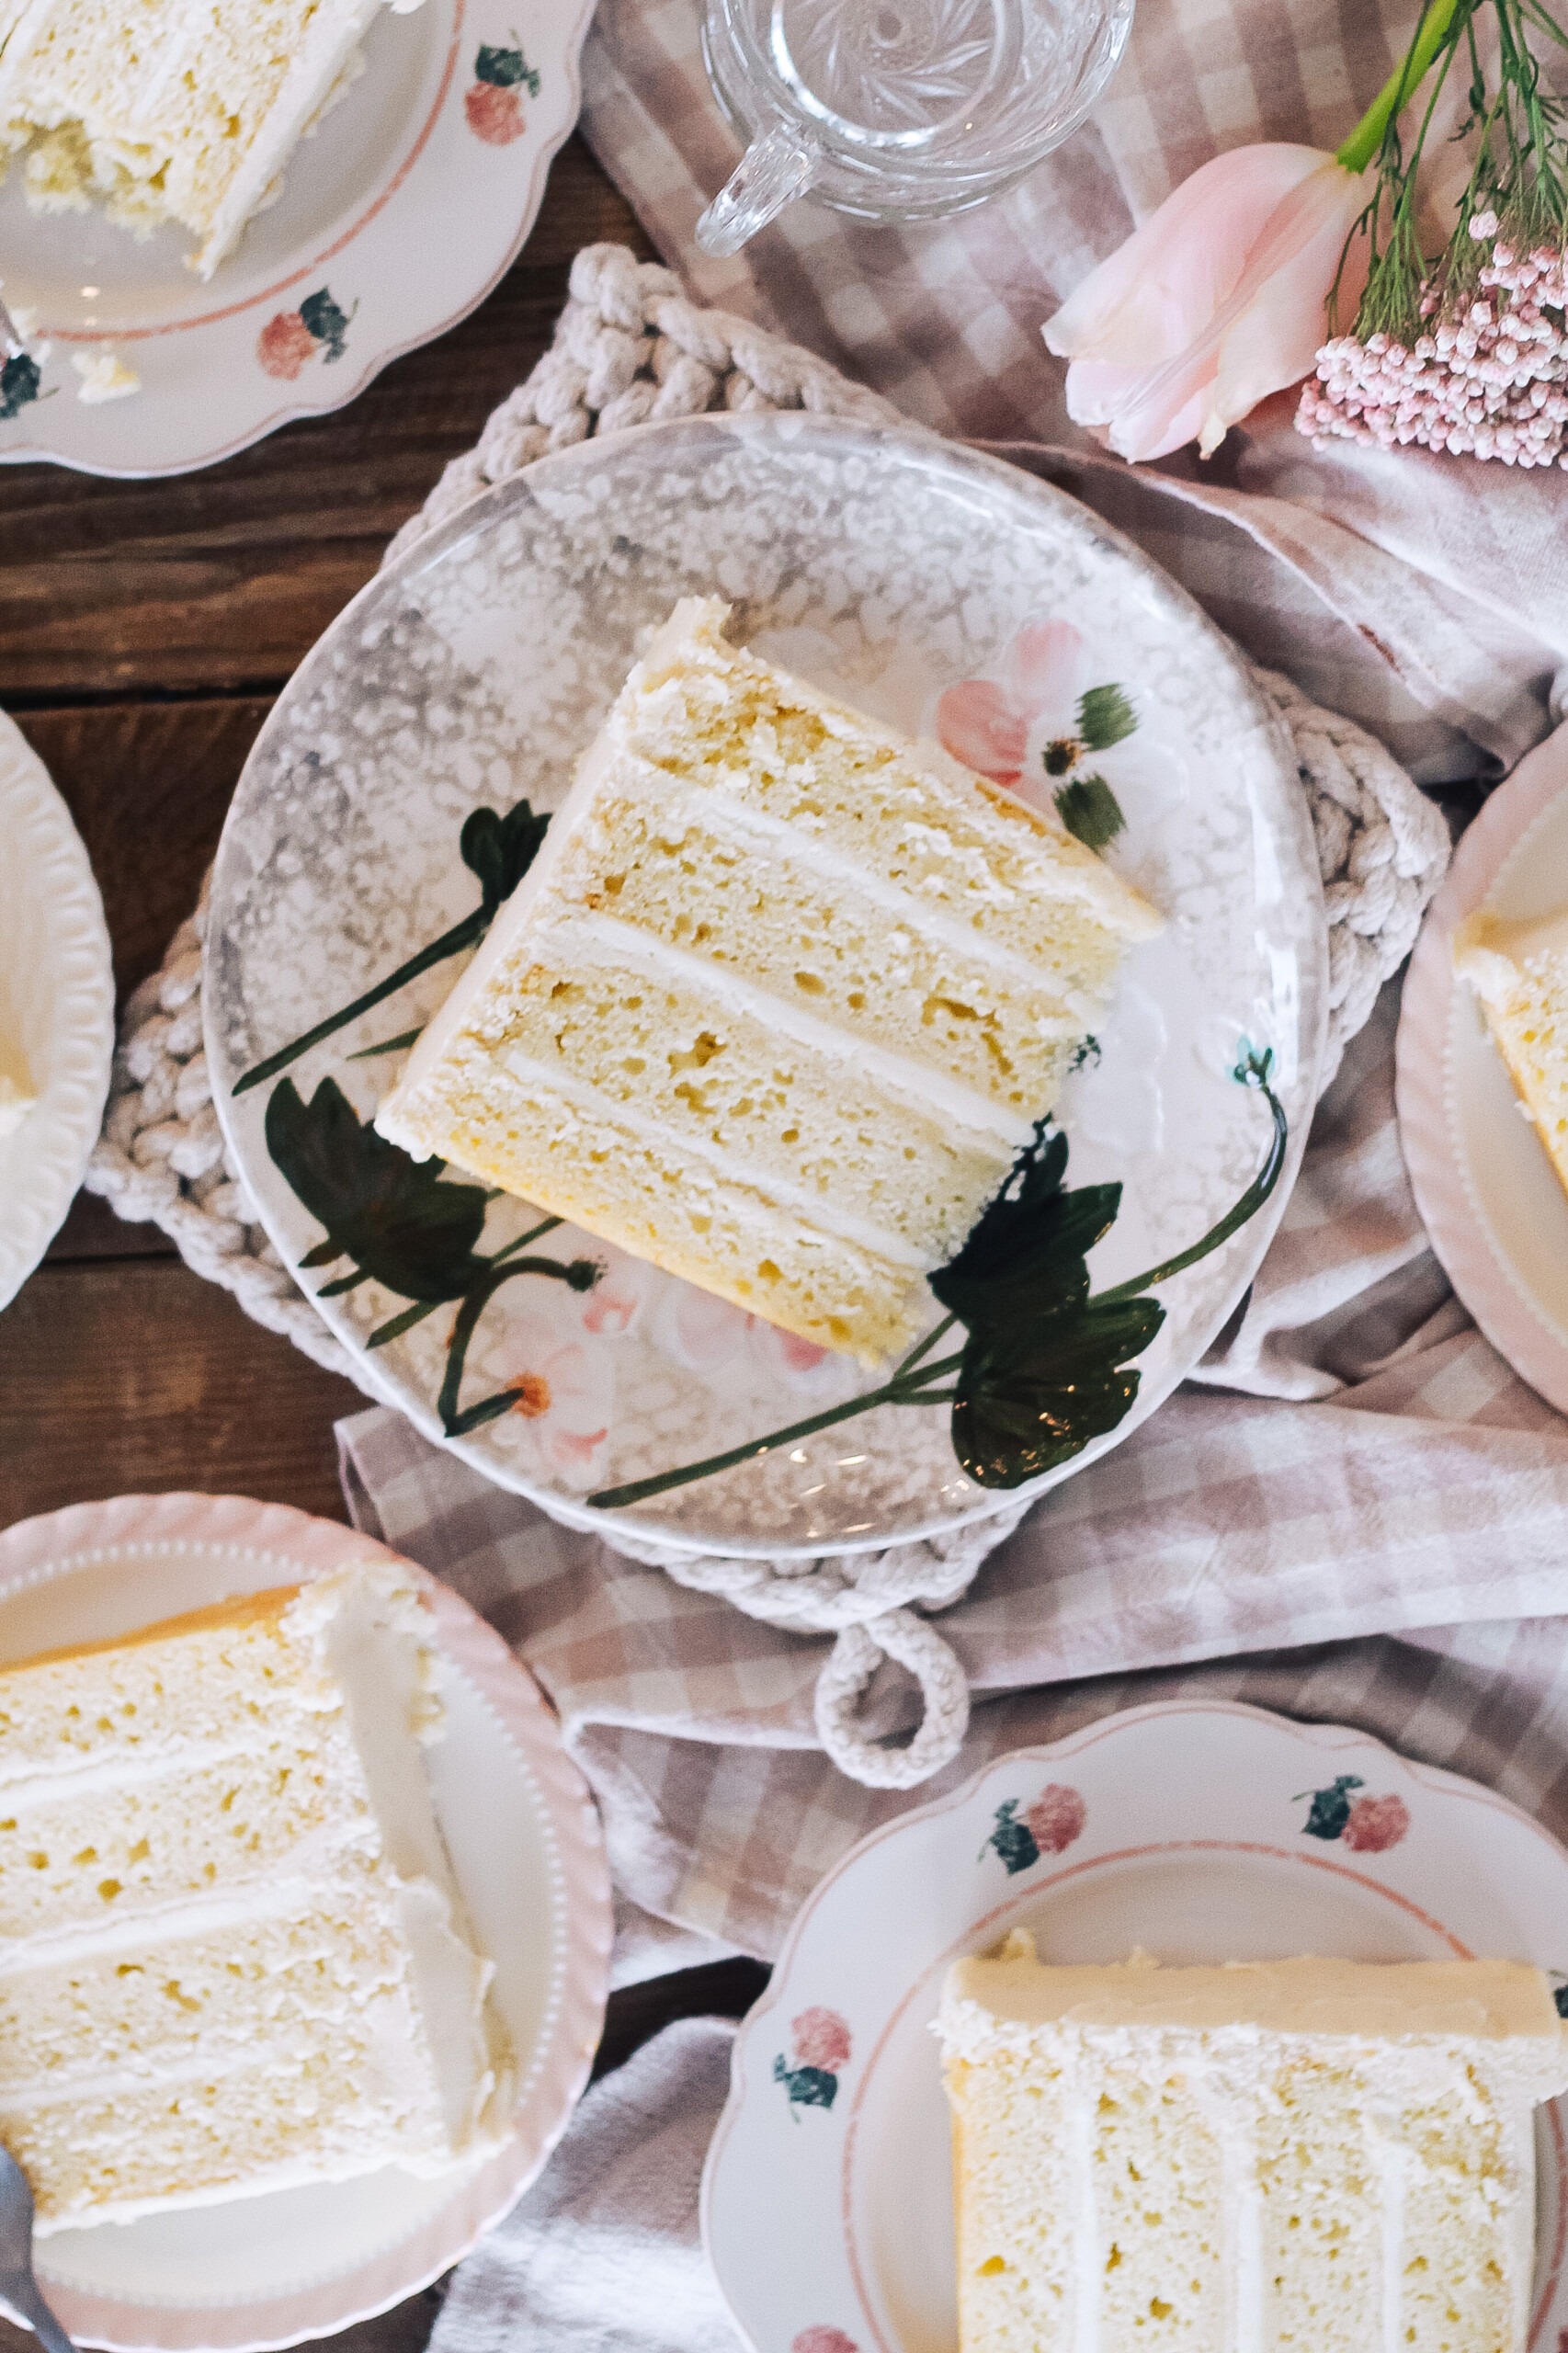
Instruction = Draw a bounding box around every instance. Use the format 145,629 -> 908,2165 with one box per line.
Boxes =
1298,217 -> 1568,469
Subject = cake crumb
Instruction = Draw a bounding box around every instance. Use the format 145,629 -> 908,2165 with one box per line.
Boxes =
73,349 -> 139,404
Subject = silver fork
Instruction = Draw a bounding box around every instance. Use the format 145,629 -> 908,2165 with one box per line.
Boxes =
0,2149 -> 75,2353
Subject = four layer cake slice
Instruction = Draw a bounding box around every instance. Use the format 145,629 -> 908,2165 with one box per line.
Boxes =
937,1936 -> 1568,2353
0,1562 -> 513,2231
375,597 -> 1162,1364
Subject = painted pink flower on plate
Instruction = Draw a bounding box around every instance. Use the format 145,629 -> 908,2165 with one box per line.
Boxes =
1025,1783 -> 1087,1856
936,618 -> 1082,790
791,2006 -> 851,2073
793,2332 -> 858,2353
257,312 -> 317,381
1341,1792 -> 1410,1854
580,1260 -> 646,1336
466,82 -> 525,143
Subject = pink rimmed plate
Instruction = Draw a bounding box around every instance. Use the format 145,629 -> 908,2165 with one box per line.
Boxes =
702,1699 -> 1568,2353
0,0 -> 590,476
1398,730 -> 1568,1416
0,1491 -> 611,2353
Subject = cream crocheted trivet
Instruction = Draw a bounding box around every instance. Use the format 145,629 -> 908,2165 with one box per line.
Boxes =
85,244 -> 1450,1789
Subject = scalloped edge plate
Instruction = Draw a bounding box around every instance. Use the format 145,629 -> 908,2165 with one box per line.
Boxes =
0,712 -> 114,1311
704,1700 -> 1568,2353
1397,733 -> 1568,1416
0,1492 -> 611,2353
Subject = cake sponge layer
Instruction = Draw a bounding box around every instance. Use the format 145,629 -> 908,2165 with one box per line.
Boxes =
406,1058 -> 927,1356
378,597 -> 1161,1363
486,938 -> 1015,1256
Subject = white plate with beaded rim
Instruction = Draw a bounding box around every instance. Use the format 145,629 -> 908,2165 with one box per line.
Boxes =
702,1699 -> 1568,2353
1398,732 -> 1568,1415
0,0 -> 590,477
203,411 -> 1326,1560
0,1491 -> 611,2353
0,710 -> 114,1311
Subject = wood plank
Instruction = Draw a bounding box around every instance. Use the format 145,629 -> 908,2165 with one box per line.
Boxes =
12,699 -> 273,1007
0,1256 -> 365,1527
45,1189 -> 175,1261
0,140 -> 658,699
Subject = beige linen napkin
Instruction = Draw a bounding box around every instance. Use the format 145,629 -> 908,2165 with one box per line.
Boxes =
429,2019 -> 742,2353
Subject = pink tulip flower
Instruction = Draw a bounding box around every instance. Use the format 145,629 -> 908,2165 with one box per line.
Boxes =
1043,144 -> 1370,462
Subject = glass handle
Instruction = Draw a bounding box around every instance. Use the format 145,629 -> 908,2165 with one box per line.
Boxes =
695,126 -> 820,256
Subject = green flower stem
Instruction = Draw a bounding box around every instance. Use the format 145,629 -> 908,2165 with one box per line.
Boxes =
586,1348 -> 967,1513
233,909 -> 484,1097
1096,1071 -> 1287,1306
347,1026 -> 426,1063
438,1253 -> 597,1436
1335,0 -> 1467,174
366,1214 -> 564,1349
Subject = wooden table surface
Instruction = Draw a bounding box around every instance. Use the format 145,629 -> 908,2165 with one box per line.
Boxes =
0,136 -> 768,2351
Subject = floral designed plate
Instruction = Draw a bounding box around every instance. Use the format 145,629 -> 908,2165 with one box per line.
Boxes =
0,1492 -> 611,2353
702,1700 -> 1568,2353
0,710 -> 114,1310
0,0 -> 590,476
1398,730 -> 1568,1415
205,413 -> 1326,1556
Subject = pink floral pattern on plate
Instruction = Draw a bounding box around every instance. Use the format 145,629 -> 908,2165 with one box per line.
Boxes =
470,1254 -> 653,1486
934,616 -> 1139,851
981,1784 -> 1087,1874
1297,1774 -> 1410,1853
774,2006 -> 851,2117
651,1285 -> 836,1392
464,38 -> 540,144
257,289 -> 354,381
793,2332 -> 858,2353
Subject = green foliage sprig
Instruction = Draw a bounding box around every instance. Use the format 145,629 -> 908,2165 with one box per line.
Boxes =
267,1075 -> 601,1438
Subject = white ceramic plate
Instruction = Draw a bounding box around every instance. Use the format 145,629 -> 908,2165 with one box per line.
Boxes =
0,713 -> 114,1311
0,0 -> 590,477
1398,735 -> 1568,1415
0,1492 -> 612,2353
703,1699 -> 1568,2353
205,413 -> 1326,1557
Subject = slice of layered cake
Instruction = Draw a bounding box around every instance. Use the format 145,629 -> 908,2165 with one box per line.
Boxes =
0,1562 -> 513,2231
1455,904 -> 1568,1203
937,1937 -> 1568,2353
375,598 -> 1162,1364
0,0 -> 424,278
